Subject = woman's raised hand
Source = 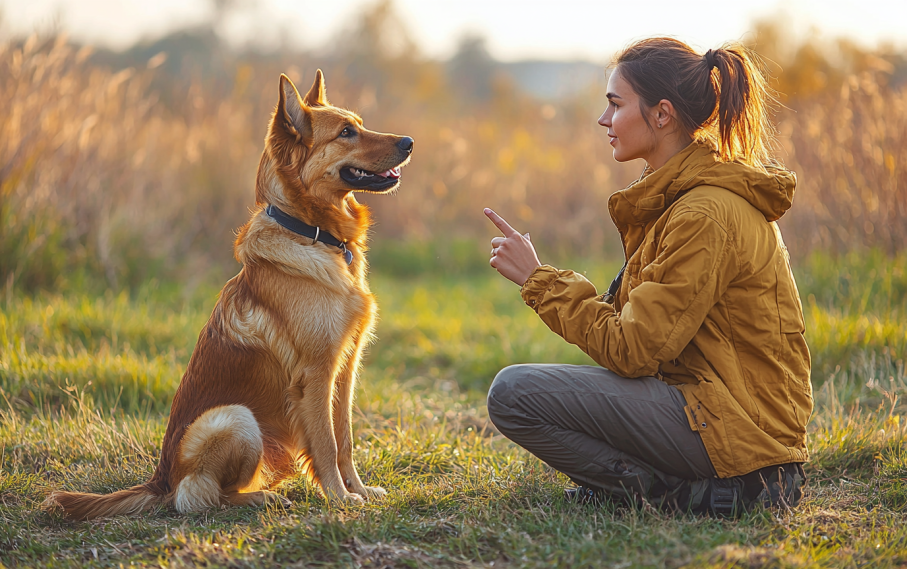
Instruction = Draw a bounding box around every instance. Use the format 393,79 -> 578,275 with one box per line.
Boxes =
484,208 -> 541,286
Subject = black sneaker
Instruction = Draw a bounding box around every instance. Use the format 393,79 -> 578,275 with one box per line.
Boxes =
741,462 -> 806,509
654,477 -> 746,517
564,485 -> 605,505
702,477 -> 748,517
669,462 -> 806,517
564,486 -> 641,508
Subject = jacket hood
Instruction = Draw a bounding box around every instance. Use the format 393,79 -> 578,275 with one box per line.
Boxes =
609,142 -> 797,229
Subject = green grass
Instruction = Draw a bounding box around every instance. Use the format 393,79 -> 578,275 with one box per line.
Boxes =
1,251 -> 907,567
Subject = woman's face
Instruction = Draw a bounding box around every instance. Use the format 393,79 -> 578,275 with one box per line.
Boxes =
598,69 -> 656,163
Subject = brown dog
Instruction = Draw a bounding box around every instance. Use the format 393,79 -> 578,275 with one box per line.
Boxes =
46,71 -> 413,519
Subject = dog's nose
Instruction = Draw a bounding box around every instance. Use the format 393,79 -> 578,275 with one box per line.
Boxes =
397,137 -> 414,153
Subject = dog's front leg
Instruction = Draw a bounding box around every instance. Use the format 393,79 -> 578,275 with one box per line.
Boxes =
289,367 -> 364,504
333,329 -> 386,500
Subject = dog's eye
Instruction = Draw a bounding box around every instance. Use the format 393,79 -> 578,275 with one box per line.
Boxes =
339,127 -> 356,138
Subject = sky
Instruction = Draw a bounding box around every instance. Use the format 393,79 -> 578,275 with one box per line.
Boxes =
2,0 -> 904,61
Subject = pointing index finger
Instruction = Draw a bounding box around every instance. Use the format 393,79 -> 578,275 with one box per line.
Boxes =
484,208 -> 519,236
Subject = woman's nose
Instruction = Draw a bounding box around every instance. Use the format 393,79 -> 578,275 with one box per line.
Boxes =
598,110 -> 609,127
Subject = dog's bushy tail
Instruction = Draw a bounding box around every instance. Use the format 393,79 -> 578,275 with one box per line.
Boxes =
43,485 -> 166,521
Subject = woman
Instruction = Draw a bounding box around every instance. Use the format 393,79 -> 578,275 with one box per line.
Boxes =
484,38 -> 810,515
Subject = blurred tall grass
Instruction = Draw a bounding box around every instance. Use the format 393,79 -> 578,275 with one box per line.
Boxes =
1,8 -> 905,293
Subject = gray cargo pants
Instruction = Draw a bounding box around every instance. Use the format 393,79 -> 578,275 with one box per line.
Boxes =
486,364 -> 716,500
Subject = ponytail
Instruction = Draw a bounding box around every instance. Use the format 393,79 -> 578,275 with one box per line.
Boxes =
614,38 -> 778,167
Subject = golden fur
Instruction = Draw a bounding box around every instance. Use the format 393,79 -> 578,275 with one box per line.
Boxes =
45,71 -> 413,519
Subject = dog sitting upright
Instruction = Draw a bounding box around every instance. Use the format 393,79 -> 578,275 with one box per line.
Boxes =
46,71 -> 413,519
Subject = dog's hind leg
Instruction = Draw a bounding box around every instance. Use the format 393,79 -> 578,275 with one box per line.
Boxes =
221,489 -> 289,508
173,405 -> 288,513
333,328 -> 386,500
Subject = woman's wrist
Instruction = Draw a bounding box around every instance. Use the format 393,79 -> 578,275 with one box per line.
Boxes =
519,264 -> 542,289
519,263 -> 542,288
520,265 -> 558,308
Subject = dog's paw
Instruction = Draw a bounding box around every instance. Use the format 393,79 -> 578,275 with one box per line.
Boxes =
359,485 -> 387,500
338,492 -> 366,505
323,488 -> 366,505
264,492 -> 292,508
222,490 -> 290,509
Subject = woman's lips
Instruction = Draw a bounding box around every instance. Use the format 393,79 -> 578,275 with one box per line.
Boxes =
609,136 -> 617,146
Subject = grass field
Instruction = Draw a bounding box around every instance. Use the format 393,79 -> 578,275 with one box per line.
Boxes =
1,251 -> 907,568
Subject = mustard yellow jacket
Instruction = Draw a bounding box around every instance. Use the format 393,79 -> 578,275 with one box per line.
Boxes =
520,142 -> 812,477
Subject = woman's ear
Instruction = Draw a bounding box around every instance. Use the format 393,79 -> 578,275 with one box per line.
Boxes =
655,99 -> 677,130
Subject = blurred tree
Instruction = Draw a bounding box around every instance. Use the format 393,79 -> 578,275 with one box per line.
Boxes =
750,19 -> 907,103
447,34 -> 496,102
330,0 -> 422,101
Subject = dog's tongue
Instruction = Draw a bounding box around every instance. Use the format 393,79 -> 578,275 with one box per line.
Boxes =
376,167 -> 401,179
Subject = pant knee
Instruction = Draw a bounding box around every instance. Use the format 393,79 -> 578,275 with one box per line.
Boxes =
488,364 -> 522,408
487,364 -> 536,427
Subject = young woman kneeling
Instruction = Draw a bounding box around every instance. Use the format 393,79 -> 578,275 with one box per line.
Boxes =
484,38 -> 809,516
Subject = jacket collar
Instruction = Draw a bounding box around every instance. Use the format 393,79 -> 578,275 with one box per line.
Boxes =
608,141 -> 798,232
608,142 -> 718,231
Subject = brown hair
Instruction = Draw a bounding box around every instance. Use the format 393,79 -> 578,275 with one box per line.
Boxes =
614,37 -> 777,167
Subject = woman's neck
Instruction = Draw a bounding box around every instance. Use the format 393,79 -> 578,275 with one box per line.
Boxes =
645,133 -> 694,171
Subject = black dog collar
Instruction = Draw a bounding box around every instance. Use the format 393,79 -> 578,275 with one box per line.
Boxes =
265,204 -> 353,265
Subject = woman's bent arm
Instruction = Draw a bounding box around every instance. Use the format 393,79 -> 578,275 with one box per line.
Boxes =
521,209 -> 738,378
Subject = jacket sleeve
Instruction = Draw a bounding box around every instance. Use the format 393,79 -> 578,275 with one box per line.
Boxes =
520,209 -> 737,378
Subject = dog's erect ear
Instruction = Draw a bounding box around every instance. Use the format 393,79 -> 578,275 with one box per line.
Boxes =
303,69 -> 329,107
276,74 -> 313,146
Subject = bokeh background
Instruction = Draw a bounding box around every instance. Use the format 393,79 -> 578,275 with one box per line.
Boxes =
2,0 -> 906,292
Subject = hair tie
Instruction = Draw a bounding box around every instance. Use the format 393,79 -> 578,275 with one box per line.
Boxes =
704,49 -> 718,70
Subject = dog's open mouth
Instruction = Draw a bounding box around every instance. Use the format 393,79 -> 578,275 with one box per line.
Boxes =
339,165 -> 403,192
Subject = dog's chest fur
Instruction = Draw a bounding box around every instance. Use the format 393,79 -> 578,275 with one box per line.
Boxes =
226,213 -> 376,376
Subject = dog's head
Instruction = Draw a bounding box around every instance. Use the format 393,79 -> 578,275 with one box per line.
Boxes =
258,71 -> 413,208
